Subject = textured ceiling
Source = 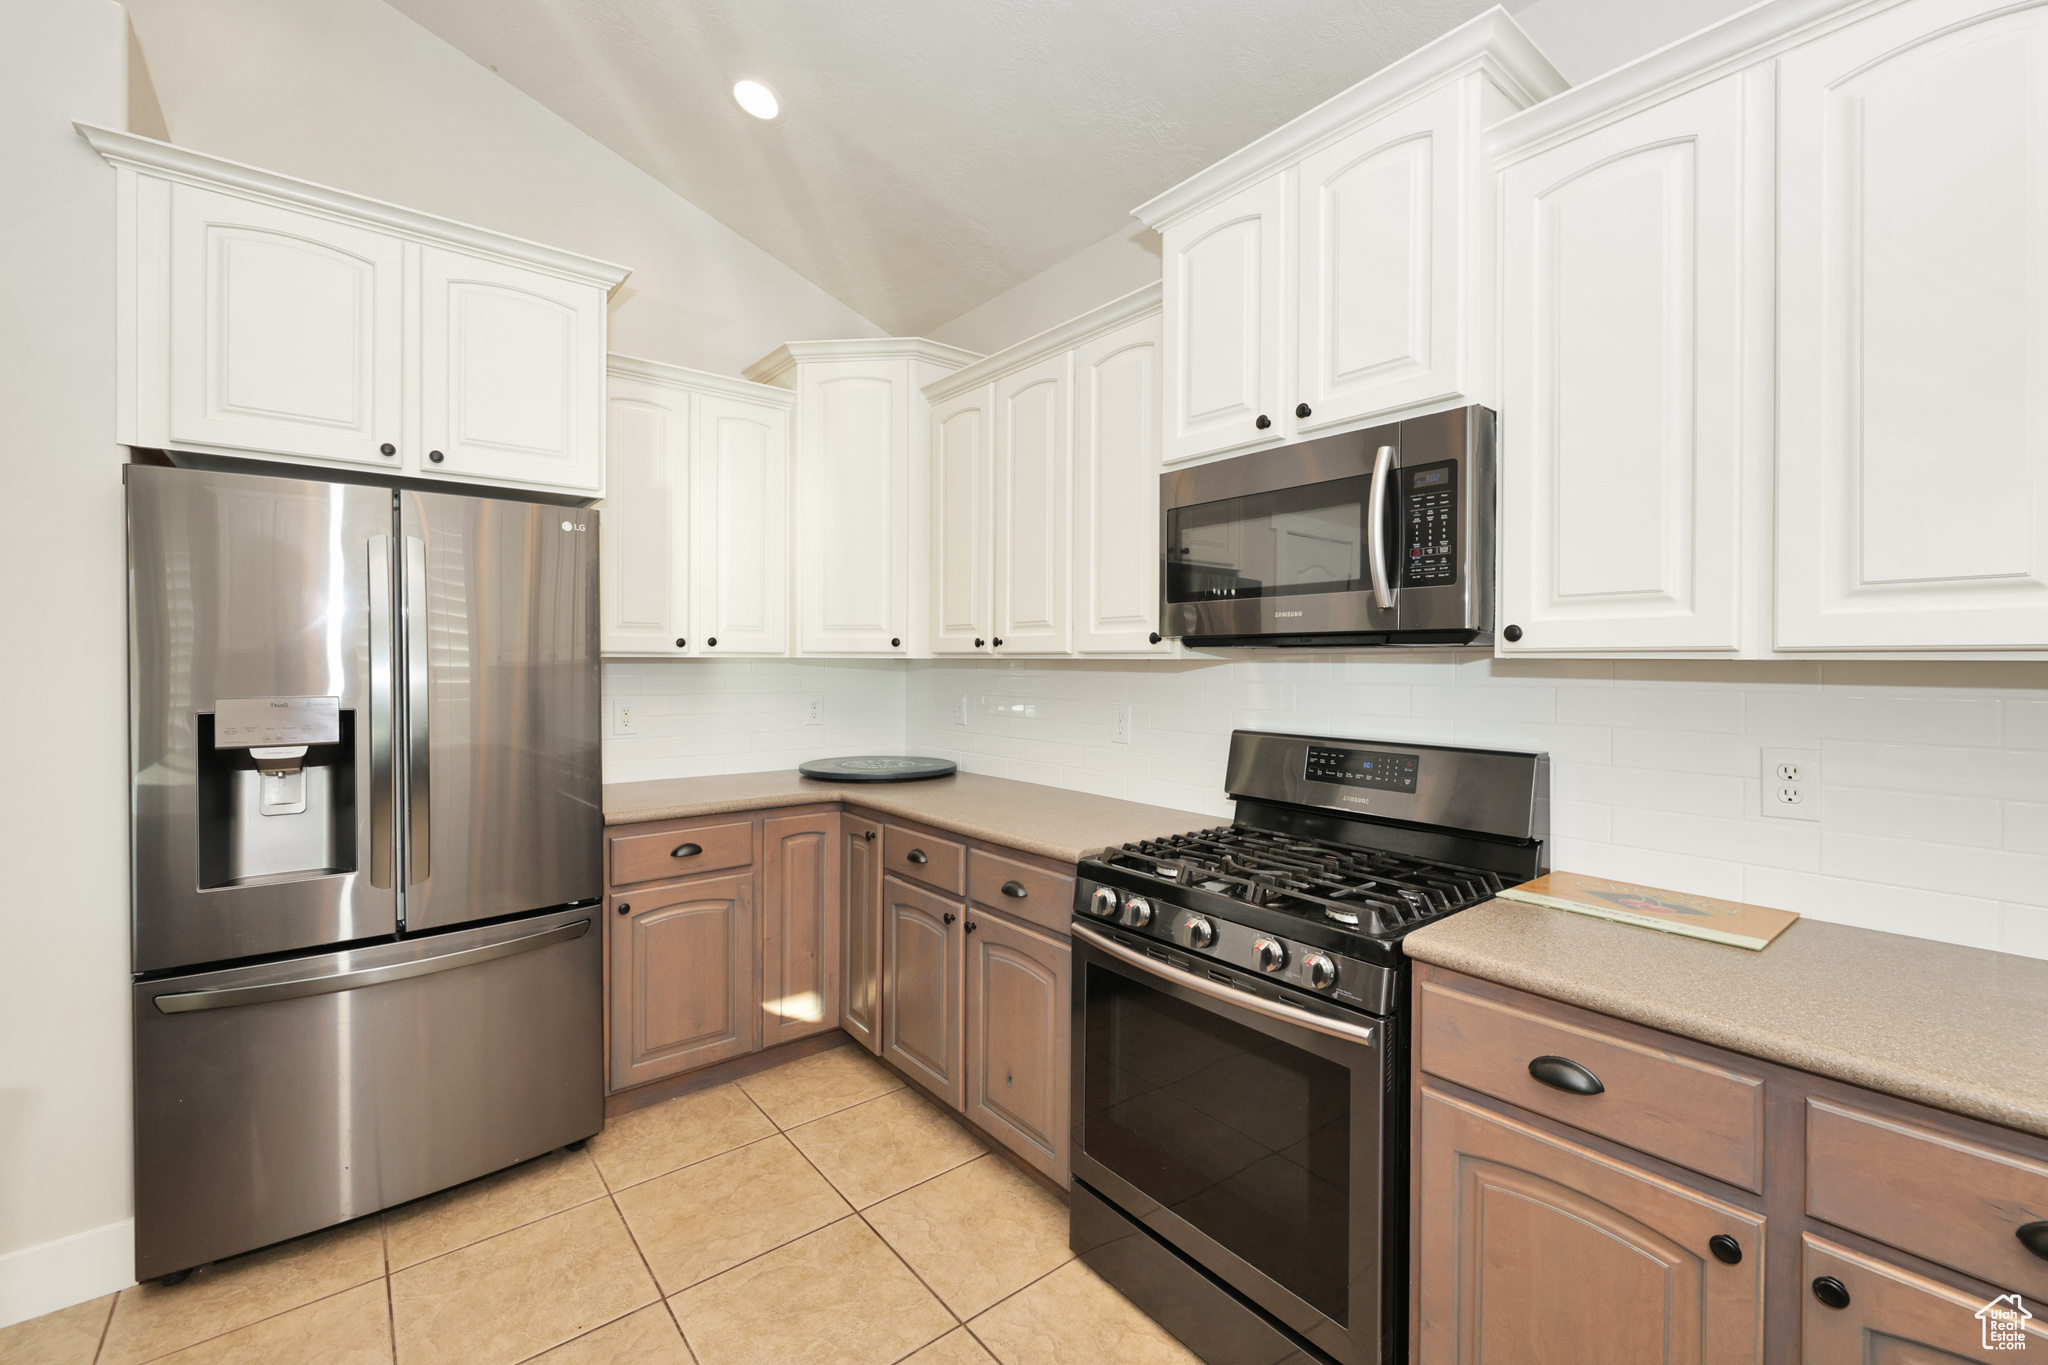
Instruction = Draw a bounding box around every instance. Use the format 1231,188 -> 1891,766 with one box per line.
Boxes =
385,0 -> 1515,335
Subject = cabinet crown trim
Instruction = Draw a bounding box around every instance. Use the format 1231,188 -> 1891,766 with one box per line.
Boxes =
1131,6 -> 1567,230
75,123 -> 633,290
742,337 -> 984,386
608,352 -> 795,406
923,282 -> 1162,402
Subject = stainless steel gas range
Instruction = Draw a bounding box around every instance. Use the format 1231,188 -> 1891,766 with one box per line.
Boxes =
1068,730 -> 1548,1365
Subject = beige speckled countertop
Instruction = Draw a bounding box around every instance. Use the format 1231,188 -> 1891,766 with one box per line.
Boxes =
603,769 -> 1216,864
1405,900 -> 2048,1139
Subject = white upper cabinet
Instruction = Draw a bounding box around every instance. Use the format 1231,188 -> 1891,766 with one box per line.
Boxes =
746,340 -> 978,657
694,392 -> 791,657
1072,309 -> 1171,654
993,355 -> 1072,654
1136,10 -> 1567,466
930,385 -> 996,656
1775,0 -> 2048,650
601,365 -> 692,656
82,126 -> 628,497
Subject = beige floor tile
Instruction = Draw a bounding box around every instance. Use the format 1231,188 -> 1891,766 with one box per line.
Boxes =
969,1260 -> 1203,1365
521,1304 -> 694,1365
384,1147 -> 607,1270
589,1085 -> 776,1190
734,1046 -> 903,1129
667,1217 -> 952,1365
101,1217 -> 386,1365
903,1327 -> 1000,1365
864,1156 -> 1071,1317
0,1292 -> 114,1365
389,1199 -> 656,1365
149,1281 -> 391,1365
613,1136 -> 850,1293
785,1087 -> 985,1208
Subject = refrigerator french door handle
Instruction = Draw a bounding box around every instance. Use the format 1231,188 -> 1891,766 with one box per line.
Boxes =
403,535 -> 431,884
1366,443 -> 1396,610
150,918 -> 590,1015
367,535 -> 395,889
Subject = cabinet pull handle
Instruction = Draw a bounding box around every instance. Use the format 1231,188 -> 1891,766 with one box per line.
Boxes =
891,637 -> 901,648
428,450 -> 445,464
675,638 -> 686,648
2019,1221 -> 2048,1260
992,637 -> 1003,647
965,921 -> 978,933
1528,1055 -> 1604,1095
1708,1235 -> 1742,1265
862,831 -> 875,842
1255,414 -> 1271,430
379,442 -> 396,457
942,911 -> 956,925
1296,403 -> 1312,419
1503,624 -> 1524,643
707,637 -> 717,647
1149,632 -> 1162,645
1811,1276 -> 1851,1310
616,903 -> 630,915
1000,880 -> 1028,899
671,843 -> 702,858
907,849 -> 929,865
974,638 -> 985,648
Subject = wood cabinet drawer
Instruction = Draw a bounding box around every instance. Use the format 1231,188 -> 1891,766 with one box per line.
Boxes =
884,825 -> 965,895
1418,978 -> 1764,1190
610,819 -> 754,888
1806,1099 -> 2048,1301
967,849 -> 1073,936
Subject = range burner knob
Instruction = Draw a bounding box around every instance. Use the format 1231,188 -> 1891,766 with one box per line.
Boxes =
1120,895 -> 1154,928
1088,886 -> 1122,919
1184,916 -> 1216,949
1254,937 -> 1288,973
1304,953 -> 1338,991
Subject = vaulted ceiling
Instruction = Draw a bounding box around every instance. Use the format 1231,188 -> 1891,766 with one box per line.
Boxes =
384,0 -> 1517,334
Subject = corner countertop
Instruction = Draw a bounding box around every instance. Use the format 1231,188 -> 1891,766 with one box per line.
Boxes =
1404,899 -> 2048,1139
603,769 -> 1217,865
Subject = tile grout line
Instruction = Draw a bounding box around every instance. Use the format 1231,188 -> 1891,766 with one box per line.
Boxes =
784,1130 -> 970,1331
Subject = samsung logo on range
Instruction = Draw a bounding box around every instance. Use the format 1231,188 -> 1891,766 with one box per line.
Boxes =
1274,610 -> 1303,618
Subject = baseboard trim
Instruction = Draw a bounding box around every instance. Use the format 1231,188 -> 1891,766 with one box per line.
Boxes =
0,1219 -> 135,1329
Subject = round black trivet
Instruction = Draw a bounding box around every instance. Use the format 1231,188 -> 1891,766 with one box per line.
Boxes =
797,756 -> 959,783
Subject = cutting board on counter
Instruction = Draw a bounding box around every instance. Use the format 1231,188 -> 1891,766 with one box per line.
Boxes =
1498,870 -> 1799,950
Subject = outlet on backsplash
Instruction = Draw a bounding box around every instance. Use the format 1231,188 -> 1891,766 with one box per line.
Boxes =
1112,703 -> 1133,744
955,693 -> 968,727
1760,746 -> 1821,821
804,696 -> 823,727
613,701 -> 637,736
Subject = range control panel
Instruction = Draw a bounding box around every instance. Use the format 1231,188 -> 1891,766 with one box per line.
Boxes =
1305,744 -> 1419,793
1402,460 -> 1458,588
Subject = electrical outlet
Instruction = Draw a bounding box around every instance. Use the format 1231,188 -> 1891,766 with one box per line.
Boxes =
613,701 -> 637,736
1759,746 -> 1821,821
1112,703 -> 1133,745
804,696 -> 823,727
954,693 -> 968,728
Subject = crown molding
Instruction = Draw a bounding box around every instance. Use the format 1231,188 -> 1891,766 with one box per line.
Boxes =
606,353 -> 795,405
1131,6 -> 1569,230
923,281 -> 1162,401
75,123 -> 632,289
741,336 -> 985,386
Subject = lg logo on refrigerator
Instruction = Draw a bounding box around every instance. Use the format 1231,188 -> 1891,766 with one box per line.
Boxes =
560,521 -> 587,532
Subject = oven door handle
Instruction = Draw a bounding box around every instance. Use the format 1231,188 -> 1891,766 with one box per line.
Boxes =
1072,922 -> 1378,1049
1366,442 -> 1396,610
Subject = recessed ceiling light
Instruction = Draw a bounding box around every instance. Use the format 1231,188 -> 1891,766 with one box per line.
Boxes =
732,79 -> 780,120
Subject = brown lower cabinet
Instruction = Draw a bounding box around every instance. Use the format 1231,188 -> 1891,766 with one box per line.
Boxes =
964,910 -> 1070,1181
760,813 -> 840,1049
883,873 -> 964,1108
1801,1236 -> 2047,1362
841,814 -> 884,1053
608,871 -> 756,1087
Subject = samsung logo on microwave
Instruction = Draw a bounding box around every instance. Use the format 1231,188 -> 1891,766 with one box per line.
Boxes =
1274,610 -> 1303,619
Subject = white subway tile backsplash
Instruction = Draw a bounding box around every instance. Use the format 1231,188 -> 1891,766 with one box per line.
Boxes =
1821,832 -> 2048,908
1820,786 -> 2002,849
2009,701 -> 2048,750
1822,741 -> 2048,803
2002,802 -> 2048,856
1555,686 -> 1746,733
1611,807 -> 1821,871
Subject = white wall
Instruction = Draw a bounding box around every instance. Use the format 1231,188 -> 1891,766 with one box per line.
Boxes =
602,661 -> 907,785
1510,0 -> 1758,84
119,0 -> 885,378
0,0 -> 137,1326
927,223 -> 1163,357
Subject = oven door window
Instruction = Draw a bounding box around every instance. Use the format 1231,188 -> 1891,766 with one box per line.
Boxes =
1164,475 -> 1377,605
1081,962 -> 1352,1324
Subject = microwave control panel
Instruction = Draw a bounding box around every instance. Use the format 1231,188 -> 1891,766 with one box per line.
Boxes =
1401,460 -> 1458,588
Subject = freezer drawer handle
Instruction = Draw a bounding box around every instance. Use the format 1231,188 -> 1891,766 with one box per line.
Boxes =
150,919 -> 590,1015
671,843 -> 703,859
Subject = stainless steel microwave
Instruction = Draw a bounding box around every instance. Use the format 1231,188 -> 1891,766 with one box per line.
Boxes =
1160,405 -> 1494,648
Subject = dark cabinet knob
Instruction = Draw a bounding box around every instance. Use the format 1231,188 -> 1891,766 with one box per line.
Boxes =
1811,1276 -> 1851,1310
1528,1055 -> 1604,1096
862,830 -> 875,842
671,843 -> 702,859
428,450 -> 445,464
1255,414 -> 1272,430
1001,880 -> 1028,899
616,902 -> 629,915
2018,1221 -> 2048,1260
942,911 -> 956,925
974,638 -> 985,648
675,638 -> 686,648
379,443 -> 396,457
907,849 -> 929,865
707,637 -> 717,646
1503,624 -> 1524,642
965,920 -> 978,933
1148,632 -> 1162,644
891,637 -> 901,647
1708,1235 -> 1742,1265
1295,403 -> 1312,419
992,637 -> 1003,647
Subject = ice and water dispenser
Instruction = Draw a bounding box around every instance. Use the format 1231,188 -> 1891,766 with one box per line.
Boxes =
197,696 -> 355,887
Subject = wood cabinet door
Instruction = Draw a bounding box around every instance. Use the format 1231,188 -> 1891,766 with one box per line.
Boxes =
963,911 -> 1070,1182
167,184 -> 404,466
608,873 -> 756,1090
1801,1235 -> 2047,1362
1071,311 -> 1173,655
1161,172 -> 1288,465
1416,1087 -> 1763,1364
601,374 -> 690,656
1294,81 -> 1467,434
841,814 -> 884,1054
418,246 -> 606,493
993,354 -> 1071,655
883,873 -> 964,1109
1495,71 -> 1760,654
760,812 -> 841,1047
1776,0 -> 2048,649
930,384 -> 994,656
796,359 -> 907,654
692,392 -> 789,655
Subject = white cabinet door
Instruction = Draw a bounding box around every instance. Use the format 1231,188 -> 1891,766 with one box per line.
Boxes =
1496,73 -> 1757,653
1295,82 -> 1466,433
693,394 -> 789,656
1776,0 -> 2048,649
167,185 -> 404,466
419,247 -> 607,494
1073,314 -> 1172,654
1161,173 -> 1288,465
930,385 -> 994,655
994,356 -> 1071,654
601,376 -> 690,656
796,360 -> 906,654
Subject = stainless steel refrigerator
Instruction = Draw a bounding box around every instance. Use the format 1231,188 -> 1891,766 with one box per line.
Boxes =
126,464 -> 603,1283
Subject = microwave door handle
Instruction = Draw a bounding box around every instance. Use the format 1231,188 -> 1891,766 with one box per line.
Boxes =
403,535 -> 431,884
1367,443 -> 1396,610
367,535 -> 394,889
